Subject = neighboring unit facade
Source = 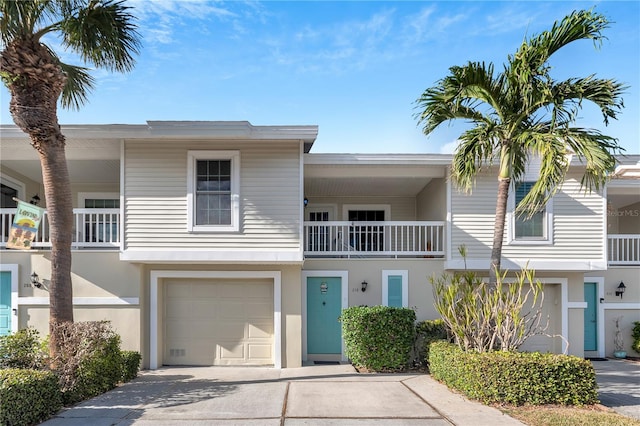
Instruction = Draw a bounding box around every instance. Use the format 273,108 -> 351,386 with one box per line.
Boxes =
1,121 -> 638,368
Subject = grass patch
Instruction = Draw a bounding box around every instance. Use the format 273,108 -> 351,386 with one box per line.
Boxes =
502,405 -> 640,426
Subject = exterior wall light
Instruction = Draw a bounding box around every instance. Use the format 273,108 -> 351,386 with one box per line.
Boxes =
361,280 -> 368,292
615,281 -> 626,299
303,197 -> 309,207
30,272 -> 43,288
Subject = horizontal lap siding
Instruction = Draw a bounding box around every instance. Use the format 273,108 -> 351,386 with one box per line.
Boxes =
451,174 -> 605,261
124,140 -> 301,250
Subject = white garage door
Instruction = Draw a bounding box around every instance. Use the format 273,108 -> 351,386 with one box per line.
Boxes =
164,278 -> 273,366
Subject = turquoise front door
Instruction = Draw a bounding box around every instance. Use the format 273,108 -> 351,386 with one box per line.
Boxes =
307,277 -> 342,354
584,282 -> 598,351
0,271 -> 11,336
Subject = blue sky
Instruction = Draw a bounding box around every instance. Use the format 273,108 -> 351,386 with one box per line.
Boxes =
1,1 -> 638,154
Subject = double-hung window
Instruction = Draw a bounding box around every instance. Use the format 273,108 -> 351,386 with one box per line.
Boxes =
509,181 -> 553,244
187,151 -> 240,232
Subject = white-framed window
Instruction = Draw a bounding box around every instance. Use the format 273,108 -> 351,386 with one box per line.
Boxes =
78,192 -> 120,243
508,181 -> 553,245
187,150 -> 240,232
382,270 -> 408,308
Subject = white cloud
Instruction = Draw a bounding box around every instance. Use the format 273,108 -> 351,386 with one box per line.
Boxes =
439,139 -> 461,154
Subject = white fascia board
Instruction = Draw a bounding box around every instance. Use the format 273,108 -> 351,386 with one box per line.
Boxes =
445,258 -> 608,271
1,122 -> 319,144
304,153 -> 453,165
120,249 -> 304,264
146,121 -> 318,143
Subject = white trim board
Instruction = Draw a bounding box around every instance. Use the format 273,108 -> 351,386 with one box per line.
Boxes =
1,264 -> 20,334
17,297 -> 139,305
149,270 -> 282,370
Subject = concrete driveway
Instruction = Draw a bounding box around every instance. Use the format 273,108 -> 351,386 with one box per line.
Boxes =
41,364 -> 523,425
593,358 -> 640,421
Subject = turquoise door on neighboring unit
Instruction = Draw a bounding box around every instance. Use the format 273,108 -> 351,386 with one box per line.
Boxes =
307,277 -> 342,354
387,275 -> 403,308
584,282 -> 598,351
0,271 -> 11,336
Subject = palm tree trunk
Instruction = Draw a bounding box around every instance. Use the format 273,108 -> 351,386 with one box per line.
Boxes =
490,178 -> 510,283
2,38 -> 74,358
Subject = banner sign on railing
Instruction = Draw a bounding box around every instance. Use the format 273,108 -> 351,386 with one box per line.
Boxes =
6,198 -> 46,250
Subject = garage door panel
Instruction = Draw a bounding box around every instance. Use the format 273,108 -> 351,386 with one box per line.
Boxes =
219,342 -> 245,360
165,279 -> 274,366
248,322 -> 273,338
217,301 -> 246,319
247,302 -> 272,318
192,301 -> 218,319
165,300 -> 191,318
192,282 -> 218,298
248,344 -> 272,360
247,283 -> 272,298
215,321 -> 246,339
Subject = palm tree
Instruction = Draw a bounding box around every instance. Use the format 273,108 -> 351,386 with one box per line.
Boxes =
0,0 -> 140,356
415,9 -> 625,283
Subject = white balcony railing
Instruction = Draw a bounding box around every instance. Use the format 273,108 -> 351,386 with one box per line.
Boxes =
608,234 -> 640,266
304,221 -> 445,258
1,208 -> 120,249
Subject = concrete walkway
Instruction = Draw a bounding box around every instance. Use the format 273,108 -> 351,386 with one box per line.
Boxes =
593,358 -> 640,421
41,364 -> 523,425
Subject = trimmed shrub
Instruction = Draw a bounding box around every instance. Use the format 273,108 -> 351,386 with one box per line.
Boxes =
341,306 -> 416,371
51,321 -> 123,404
0,328 -> 47,370
413,319 -> 448,367
0,368 -> 62,425
632,321 -> 640,354
429,341 -> 598,405
121,350 -> 142,382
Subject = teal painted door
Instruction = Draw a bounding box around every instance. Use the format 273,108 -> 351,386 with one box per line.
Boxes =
387,275 -> 403,307
307,277 -> 342,354
0,271 -> 11,336
584,283 -> 597,351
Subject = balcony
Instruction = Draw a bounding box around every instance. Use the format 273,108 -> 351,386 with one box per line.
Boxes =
304,221 -> 445,258
608,234 -> 640,266
1,208 -> 120,250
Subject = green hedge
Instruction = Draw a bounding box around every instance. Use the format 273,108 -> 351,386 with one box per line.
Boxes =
413,319 -> 448,367
0,368 -> 62,425
633,321 -> 640,354
341,306 -> 416,371
429,341 -> 598,405
121,350 -> 141,382
52,321 -> 124,405
0,328 -> 47,370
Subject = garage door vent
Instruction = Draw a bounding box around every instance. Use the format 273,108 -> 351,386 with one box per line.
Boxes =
169,349 -> 186,357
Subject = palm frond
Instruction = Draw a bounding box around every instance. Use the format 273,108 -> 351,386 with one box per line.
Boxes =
511,9 -> 610,75
552,76 -> 627,125
59,63 -> 95,110
451,126 -> 501,191
415,62 -> 506,136
59,0 -> 141,72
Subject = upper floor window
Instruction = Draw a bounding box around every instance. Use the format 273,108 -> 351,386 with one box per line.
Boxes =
509,181 -> 553,244
187,151 -> 240,232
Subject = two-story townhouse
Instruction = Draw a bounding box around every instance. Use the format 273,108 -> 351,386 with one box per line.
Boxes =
1,121 -> 638,368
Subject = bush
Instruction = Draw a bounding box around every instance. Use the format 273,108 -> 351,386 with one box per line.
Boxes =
121,350 -> 141,382
429,341 -> 598,406
632,322 -> 640,354
340,306 -> 416,371
0,328 -> 47,370
51,321 -> 123,404
413,319 -> 448,367
0,368 -> 62,425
